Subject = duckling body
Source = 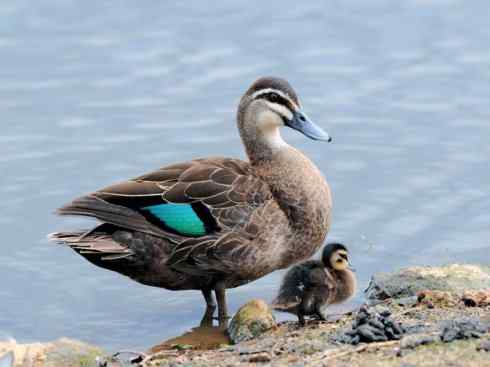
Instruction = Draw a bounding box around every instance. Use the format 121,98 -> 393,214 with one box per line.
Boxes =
273,243 -> 356,325
51,77 -> 332,326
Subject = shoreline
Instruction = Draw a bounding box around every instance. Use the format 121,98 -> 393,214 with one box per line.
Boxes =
2,264 -> 489,366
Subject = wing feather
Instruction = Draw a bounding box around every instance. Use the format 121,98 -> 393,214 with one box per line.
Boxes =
57,157 -> 273,276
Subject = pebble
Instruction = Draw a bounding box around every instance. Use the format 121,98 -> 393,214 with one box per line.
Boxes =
476,339 -> 490,352
247,352 -> 271,363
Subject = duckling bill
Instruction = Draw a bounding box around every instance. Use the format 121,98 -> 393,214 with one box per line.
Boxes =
272,243 -> 356,325
50,76 -> 333,327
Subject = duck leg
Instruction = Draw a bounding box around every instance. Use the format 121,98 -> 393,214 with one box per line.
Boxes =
315,304 -> 328,321
200,288 -> 216,327
297,290 -> 314,326
297,311 -> 306,326
215,281 -> 229,328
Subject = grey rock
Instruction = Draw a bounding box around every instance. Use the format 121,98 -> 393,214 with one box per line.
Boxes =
336,305 -> 405,344
477,339 -> 490,352
365,264 -> 490,301
440,318 -> 487,342
400,334 -> 441,349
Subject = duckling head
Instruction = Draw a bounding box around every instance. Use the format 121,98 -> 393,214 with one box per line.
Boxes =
237,77 -> 331,160
322,242 -> 351,271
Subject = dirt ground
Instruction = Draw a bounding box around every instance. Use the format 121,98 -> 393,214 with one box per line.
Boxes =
139,299 -> 490,367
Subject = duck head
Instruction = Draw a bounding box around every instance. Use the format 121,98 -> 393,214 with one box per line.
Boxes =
237,77 -> 331,161
322,242 -> 353,271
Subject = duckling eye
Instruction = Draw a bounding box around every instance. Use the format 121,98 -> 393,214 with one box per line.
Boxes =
268,93 -> 280,103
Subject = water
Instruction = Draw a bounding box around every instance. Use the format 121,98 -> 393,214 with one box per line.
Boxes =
1,0 -> 489,350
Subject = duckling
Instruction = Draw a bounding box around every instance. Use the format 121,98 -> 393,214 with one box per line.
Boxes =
272,242 -> 356,325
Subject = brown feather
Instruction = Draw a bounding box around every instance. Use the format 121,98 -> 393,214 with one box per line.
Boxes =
137,169 -> 182,183
180,166 -> 219,182
184,181 -> 229,199
163,182 -> 194,203
210,168 -> 238,185
99,181 -> 163,196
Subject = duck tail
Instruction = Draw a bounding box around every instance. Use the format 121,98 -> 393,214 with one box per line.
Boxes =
56,196 -> 150,234
270,294 -> 301,313
49,224 -> 134,263
55,195 -> 179,241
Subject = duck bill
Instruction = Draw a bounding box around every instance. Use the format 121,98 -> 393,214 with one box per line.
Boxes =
286,110 -> 332,142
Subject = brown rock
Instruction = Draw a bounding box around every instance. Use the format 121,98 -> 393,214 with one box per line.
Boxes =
417,290 -> 459,308
462,290 -> 490,307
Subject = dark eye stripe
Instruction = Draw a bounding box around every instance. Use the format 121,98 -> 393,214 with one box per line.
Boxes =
255,92 -> 294,111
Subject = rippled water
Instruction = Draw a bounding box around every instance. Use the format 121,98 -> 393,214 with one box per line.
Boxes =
1,0 -> 489,350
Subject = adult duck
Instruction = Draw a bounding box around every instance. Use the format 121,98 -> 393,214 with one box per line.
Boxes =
51,76 -> 333,326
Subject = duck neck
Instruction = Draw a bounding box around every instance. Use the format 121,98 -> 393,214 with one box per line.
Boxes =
248,140 -> 331,238
238,105 -> 288,165
257,146 -> 332,265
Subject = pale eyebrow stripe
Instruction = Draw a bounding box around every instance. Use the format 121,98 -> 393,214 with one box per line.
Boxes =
251,88 -> 298,109
265,101 -> 294,120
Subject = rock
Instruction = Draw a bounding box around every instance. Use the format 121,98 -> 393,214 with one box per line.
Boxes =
476,339 -> 490,352
366,264 -> 490,301
228,299 -> 276,344
417,290 -> 459,308
440,319 -> 488,343
0,338 -> 104,367
337,305 -> 405,344
462,290 -> 490,307
400,334 -> 440,349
